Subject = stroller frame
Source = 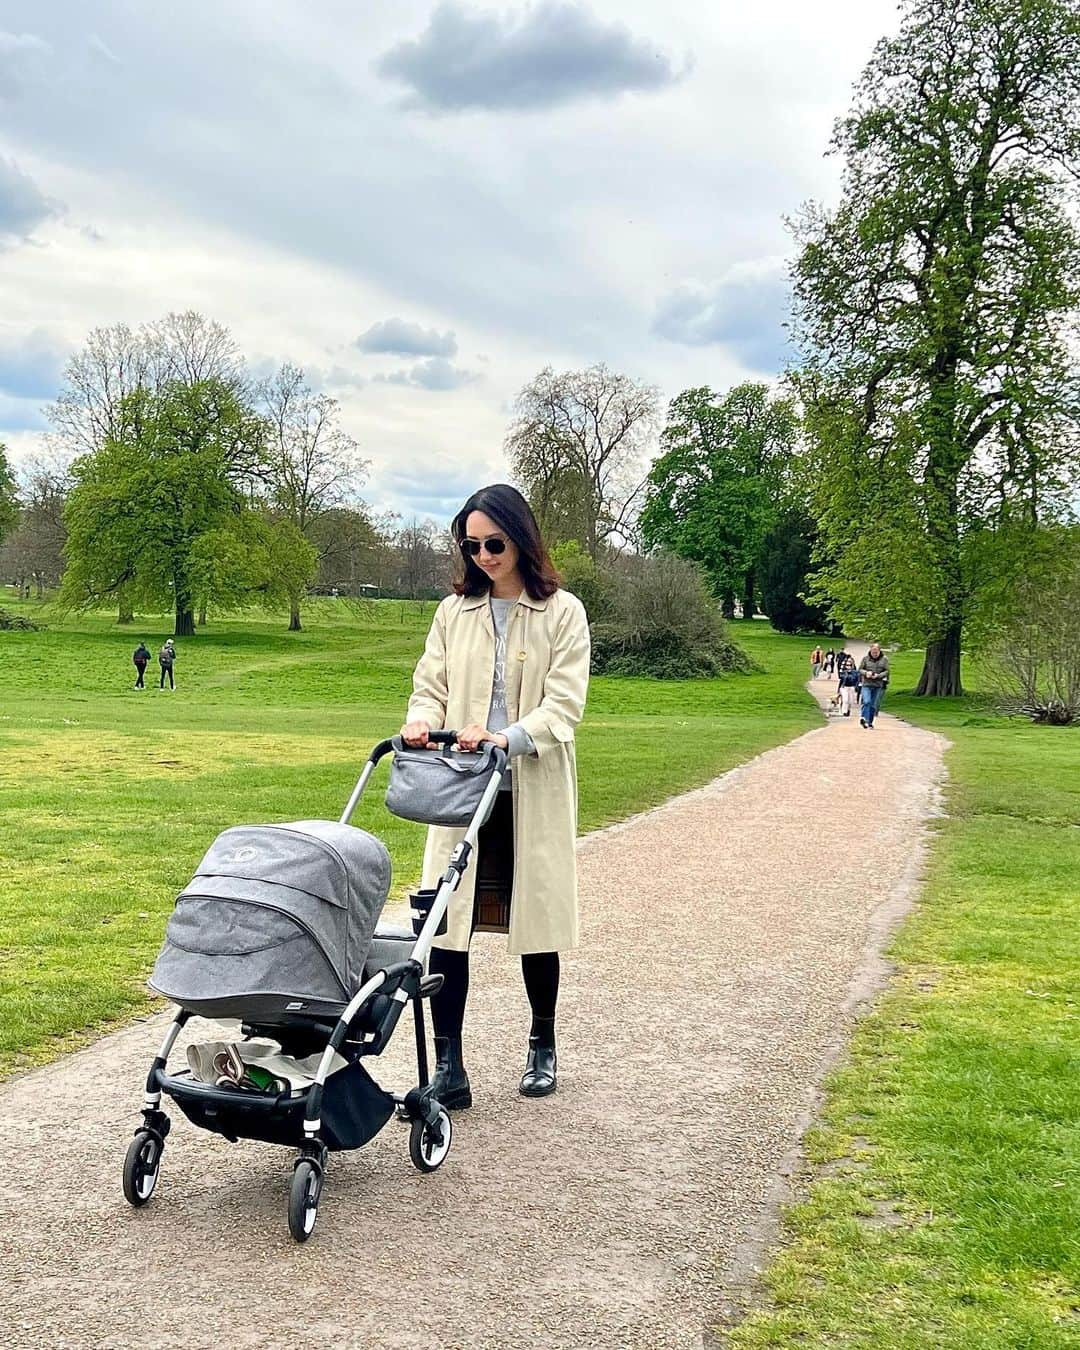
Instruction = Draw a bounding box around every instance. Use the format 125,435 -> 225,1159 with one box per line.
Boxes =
124,732 -> 506,1241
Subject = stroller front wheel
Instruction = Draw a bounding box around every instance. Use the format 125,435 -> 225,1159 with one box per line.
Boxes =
288,1158 -> 323,1241
123,1129 -> 162,1206
409,1108 -> 452,1173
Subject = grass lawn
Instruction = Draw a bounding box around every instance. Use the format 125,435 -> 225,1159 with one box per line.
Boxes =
730,651 -> 1080,1349
0,598 -> 819,1077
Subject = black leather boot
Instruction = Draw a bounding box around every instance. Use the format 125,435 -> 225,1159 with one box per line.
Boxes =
430,1035 -> 472,1110
519,1016 -> 557,1097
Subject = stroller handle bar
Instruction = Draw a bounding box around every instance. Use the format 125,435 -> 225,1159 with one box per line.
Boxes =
338,731 -> 508,969
338,731 -> 507,829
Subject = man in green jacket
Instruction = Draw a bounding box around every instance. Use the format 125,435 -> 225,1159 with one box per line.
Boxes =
858,643 -> 889,728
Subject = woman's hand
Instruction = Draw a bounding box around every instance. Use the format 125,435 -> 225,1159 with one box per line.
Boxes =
400,719 -> 436,748
456,723 -> 509,752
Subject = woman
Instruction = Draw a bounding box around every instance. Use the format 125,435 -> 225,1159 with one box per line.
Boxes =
400,484 -> 590,1108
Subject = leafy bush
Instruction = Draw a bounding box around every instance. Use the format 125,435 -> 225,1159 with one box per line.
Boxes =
590,553 -> 754,678
551,540 -> 616,621
0,607 -> 43,631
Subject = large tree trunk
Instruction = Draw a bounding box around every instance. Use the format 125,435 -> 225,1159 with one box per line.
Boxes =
174,603 -> 196,637
915,621 -> 963,696
742,567 -> 756,621
720,591 -> 736,621
288,599 -> 302,632
197,605 -> 207,626
118,602 -> 134,624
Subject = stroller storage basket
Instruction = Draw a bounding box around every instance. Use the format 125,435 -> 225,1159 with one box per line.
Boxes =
160,1060 -> 394,1152
385,737 -> 499,827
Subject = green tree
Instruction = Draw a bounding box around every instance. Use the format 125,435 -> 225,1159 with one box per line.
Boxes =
758,506 -> 833,633
48,311 -> 244,623
639,383 -> 799,617
0,444 -> 18,548
189,513 -> 317,620
550,539 -> 615,621
62,379 -> 279,635
791,0 -> 1080,695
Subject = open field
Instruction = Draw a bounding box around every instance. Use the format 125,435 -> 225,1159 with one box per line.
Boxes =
0,598 -> 819,1076
731,652 -> 1080,1348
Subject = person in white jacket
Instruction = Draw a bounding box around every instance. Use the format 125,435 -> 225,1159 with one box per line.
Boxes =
401,484 -> 590,1107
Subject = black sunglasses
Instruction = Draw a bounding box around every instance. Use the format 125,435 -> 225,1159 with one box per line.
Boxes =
460,536 -> 507,557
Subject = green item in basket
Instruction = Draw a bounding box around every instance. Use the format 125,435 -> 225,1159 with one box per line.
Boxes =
243,1064 -> 285,1093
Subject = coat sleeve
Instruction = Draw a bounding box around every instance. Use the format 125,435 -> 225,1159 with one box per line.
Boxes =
406,599 -> 450,729
515,594 -> 590,755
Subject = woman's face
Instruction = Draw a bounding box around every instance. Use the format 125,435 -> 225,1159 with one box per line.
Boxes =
464,509 -> 520,586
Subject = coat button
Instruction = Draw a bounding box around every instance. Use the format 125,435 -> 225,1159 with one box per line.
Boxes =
517,650 -> 527,661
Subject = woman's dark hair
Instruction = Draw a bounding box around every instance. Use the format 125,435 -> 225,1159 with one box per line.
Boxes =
451,483 -> 560,600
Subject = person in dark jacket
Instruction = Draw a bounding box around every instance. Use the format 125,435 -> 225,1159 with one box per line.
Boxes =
132,642 -> 151,689
836,651 -> 859,717
158,639 -> 176,690
858,644 -> 890,728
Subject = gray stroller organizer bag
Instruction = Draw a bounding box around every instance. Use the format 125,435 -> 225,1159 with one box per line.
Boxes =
149,819 -> 390,1020
385,736 -> 499,828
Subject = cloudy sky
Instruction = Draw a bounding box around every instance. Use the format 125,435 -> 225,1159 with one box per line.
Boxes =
0,1 -> 900,520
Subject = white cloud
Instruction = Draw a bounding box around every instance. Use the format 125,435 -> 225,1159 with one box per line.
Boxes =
377,1 -> 684,112
0,155 -> 62,244
356,317 -> 458,357
652,257 -> 795,373
377,356 -> 478,391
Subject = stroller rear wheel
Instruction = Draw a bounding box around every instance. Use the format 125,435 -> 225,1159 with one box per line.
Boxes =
123,1129 -> 163,1206
288,1158 -> 323,1241
409,1107 -> 452,1172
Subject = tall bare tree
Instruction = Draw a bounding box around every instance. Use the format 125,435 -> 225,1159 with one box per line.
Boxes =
48,311 -> 242,456
393,518 -> 451,599
506,364 -> 659,558
257,363 -> 368,630
0,456 -> 70,597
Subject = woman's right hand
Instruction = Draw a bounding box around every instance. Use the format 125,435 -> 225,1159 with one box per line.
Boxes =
400,719 -> 435,748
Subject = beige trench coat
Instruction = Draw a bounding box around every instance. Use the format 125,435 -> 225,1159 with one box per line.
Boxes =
405,587 -> 590,955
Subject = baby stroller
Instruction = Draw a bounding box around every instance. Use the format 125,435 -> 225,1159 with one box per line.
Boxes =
122,732 -> 505,1241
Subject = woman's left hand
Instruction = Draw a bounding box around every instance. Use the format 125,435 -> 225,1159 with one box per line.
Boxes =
456,723 -> 509,752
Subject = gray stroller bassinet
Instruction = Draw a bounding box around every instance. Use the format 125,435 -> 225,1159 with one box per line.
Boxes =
149,820 -> 390,1022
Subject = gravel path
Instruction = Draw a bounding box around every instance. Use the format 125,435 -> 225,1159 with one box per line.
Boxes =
1,673 -> 945,1350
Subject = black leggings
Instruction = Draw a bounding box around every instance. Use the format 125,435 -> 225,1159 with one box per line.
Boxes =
430,947 -> 560,1038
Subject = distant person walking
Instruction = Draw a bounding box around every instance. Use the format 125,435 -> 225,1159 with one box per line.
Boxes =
823,647 -> 836,676
836,651 -> 859,718
810,645 -> 824,679
158,639 -> 176,690
131,639 -> 150,685
858,643 -> 889,729
132,642 -> 151,689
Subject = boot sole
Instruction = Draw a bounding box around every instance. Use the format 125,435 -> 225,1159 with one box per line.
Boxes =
518,1080 -> 557,1098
